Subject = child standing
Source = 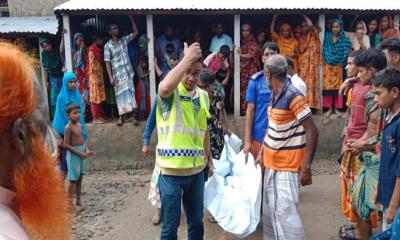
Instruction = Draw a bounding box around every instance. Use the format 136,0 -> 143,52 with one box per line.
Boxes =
372,68 -> 400,230
346,49 -> 387,240
136,56 -> 151,119
53,72 -> 88,178
64,103 -> 94,206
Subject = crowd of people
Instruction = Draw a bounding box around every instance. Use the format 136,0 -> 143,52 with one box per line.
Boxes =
1,13 -> 400,240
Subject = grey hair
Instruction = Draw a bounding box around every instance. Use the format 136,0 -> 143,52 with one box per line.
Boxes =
264,55 -> 288,81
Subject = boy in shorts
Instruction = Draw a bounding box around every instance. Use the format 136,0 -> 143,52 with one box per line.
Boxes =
64,103 -> 95,206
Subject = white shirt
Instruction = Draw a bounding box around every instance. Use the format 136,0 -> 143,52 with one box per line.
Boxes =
0,187 -> 29,240
290,74 -> 307,97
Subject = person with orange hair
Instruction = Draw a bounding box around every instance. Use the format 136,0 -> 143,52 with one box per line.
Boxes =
0,42 -> 72,239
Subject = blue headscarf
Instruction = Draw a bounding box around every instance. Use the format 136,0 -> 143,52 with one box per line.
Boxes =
323,18 -> 352,65
72,32 -> 85,71
52,72 -> 88,139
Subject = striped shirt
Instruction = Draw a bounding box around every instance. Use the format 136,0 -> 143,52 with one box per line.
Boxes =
104,34 -> 135,96
263,79 -> 312,172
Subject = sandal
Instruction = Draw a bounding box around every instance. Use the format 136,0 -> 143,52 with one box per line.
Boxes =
117,117 -> 124,126
338,225 -> 358,240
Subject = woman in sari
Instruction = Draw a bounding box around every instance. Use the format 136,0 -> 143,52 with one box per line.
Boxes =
87,33 -> 107,124
367,19 -> 382,48
72,33 -> 90,120
270,14 -> 299,70
380,15 -> 400,41
237,23 -> 260,116
322,18 -> 352,119
298,15 -> 321,110
346,21 -> 370,51
40,38 -> 64,119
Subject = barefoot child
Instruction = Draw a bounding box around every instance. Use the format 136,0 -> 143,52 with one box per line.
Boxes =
64,103 -> 94,206
346,49 -> 387,240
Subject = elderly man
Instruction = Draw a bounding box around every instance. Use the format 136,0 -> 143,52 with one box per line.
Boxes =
0,43 -> 71,239
259,55 -> 319,240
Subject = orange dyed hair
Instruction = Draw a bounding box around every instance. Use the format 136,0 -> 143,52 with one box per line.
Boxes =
0,42 -> 36,134
13,128 -> 72,239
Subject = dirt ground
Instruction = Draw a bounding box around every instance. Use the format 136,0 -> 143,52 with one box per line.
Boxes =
72,159 -> 345,240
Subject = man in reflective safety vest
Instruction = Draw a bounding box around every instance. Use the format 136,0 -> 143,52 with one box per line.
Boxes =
156,42 -> 210,240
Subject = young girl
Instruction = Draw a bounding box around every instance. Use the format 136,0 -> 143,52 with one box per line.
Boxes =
88,33 -> 108,124
135,56 -> 151,119
53,72 -> 88,177
367,19 -> 381,48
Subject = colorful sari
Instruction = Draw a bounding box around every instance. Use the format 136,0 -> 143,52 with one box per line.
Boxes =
380,16 -> 400,41
88,44 -> 106,105
240,35 -> 260,115
322,18 -> 352,109
298,27 -> 321,109
271,23 -> 299,69
88,44 -> 106,120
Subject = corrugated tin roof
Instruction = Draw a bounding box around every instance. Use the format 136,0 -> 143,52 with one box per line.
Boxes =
0,16 -> 58,35
54,0 -> 400,12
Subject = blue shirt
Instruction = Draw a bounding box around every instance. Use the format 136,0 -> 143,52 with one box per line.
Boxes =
143,100 -> 157,146
155,34 -> 182,57
245,71 -> 272,143
209,34 -> 233,53
377,112 -> 400,209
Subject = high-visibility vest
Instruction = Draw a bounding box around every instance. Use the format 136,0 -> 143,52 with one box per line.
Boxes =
156,83 -> 210,169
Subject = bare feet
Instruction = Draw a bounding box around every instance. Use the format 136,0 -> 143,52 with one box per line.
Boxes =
330,112 -> 338,120
324,109 -> 333,117
152,209 -> 160,225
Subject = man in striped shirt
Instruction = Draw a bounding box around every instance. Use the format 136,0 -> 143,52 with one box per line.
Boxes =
258,55 -> 319,240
